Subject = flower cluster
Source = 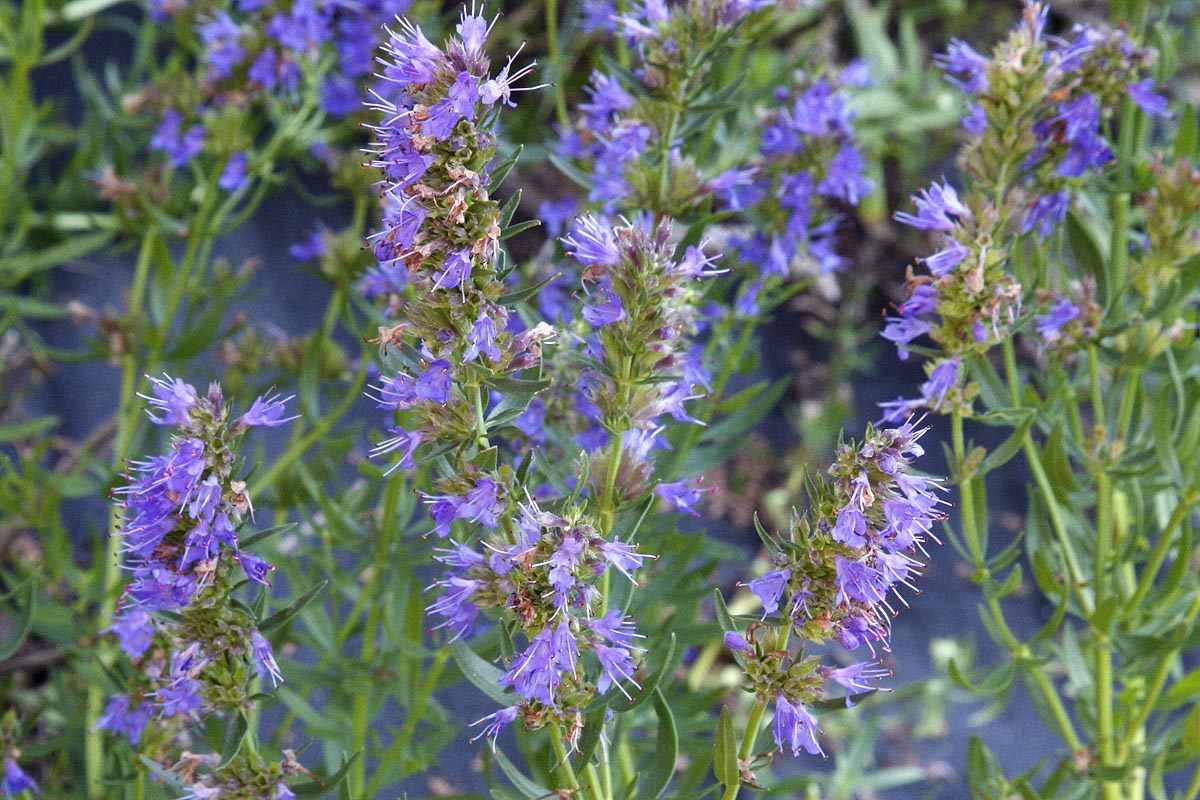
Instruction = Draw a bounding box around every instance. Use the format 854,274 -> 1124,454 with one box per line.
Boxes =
881,2 -> 1166,419
728,420 -> 944,756
363,10 -> 553,528
711,66 -> 872,313
558,215 -> 717,470
434,499 -> 648,741
173,751 -> 306,800
362,7 -> 534,302
557,0 -> 771,216
139,0 -> 412,199
97,375 -> 295,790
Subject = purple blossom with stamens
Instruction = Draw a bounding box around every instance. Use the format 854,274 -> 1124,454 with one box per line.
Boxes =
238,552 -> 273,585
140,374 -> 198,426
96,694 -> 152,745
1035,298 -> 1080,343
895,181 -> 969,232
371,426 -> 424,474
2,758 -> 39,797
500,626 -> 566,706
596,539 -> 648,582
427,575 -> 481,639
1126,79 -> 1172,119
239,391 -> 298,427
563,215 -> 620,266
881,316 -> 931,360
434,249 -> 472,291
936,39 -> 989,94
1021,191 -> 1070,239
920,358 -> 959,409
416,360 -> 452,404
470,705 -> 519,746
748,570 -> 788,616
773,695 -> 823,757
110,608 -> 154,659
924,238 -> 969,276
250,630 -> 283,686
464,315 -> 501,362
821,662 -> 889,707
582,289 -> 625,327
655,477 -> 712,516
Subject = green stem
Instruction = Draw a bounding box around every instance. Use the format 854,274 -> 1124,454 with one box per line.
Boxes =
549,723 -> 583,793
722,626 -> 792,800
1118,589 -> 1200,759
1108,96 -> 1138,313
248,359 -> 369,498
348,482 -> 402,796
1001,339 -> 1091,613
363,649 -> 450,798
1127,497 -> 1190,611
544,0 -> 570,128
583,762 -> 608,800
953,404 -> 1085,751
85,229 -> 157,797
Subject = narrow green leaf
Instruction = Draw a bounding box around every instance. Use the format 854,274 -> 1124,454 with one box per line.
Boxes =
639,688 -> 678,799
449,639 -> 510,705
489,144 -> 523,191
139,756 -> 186,789
0,583 -> 34,661
1066,210 -> 1108,301
258,580 -> 328,633
1175,104 -> 1198,161
977,413 -> 1034,478
497,272 -> 561,308
238,522 -> 298,550
713,706 -> 738,788
0,294 -> 66,320
291,753 -> 361,797
948,658 -> 1014,696
0,416 -> 59,446
493,749 -> 552,798
609,633 -> 676,713
500,219 -> 541,241
218,710 -> 248,767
